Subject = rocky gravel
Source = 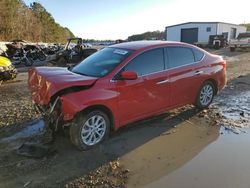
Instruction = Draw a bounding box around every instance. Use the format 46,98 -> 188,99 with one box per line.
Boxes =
0,74 -> 40,128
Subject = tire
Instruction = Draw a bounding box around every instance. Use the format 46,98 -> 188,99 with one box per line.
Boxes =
70,110 -> 110,150
38,53 -> 46,61
195,81 -> 215,109
230,47 -> 235,52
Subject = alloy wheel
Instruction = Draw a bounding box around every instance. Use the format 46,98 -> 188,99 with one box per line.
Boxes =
81,115 -> 106,146
199,84 -> 214,106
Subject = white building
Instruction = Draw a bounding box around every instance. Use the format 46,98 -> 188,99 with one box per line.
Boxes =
165,22 -> 246,44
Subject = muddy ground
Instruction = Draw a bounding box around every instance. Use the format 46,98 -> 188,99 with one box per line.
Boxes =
0,48 -> 250,188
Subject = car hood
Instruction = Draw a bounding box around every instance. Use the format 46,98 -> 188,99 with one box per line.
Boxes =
0,56 -> 11,67
28,67 -> 98,105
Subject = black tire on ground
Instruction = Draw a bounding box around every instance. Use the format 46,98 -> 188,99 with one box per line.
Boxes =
230,47 -> 236,52
195,81 -> 216,109
70,110 -> 110,150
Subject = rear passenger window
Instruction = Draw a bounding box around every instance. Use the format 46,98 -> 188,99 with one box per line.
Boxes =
167,47 -> 195,68
125,48 -> 164,76
193,49 -> 204,61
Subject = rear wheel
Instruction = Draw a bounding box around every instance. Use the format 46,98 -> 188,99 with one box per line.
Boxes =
195,81 -> 215,109
70,110 -> 110,150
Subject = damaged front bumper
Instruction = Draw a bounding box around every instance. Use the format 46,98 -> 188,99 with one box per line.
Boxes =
34,95 -> 80,132
34,97 -> 64,132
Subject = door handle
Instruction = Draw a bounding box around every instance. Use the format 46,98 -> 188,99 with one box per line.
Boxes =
156,79 -> 169,85
195,70 -> 204,75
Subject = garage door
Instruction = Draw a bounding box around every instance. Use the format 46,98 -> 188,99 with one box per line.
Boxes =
181,28 -> 198,44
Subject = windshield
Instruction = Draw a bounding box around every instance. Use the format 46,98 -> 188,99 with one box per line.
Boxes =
72,47 -> 133,77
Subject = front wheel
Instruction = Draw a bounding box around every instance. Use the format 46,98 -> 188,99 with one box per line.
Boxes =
195,81 -> 215,109
70,110 -> 110,150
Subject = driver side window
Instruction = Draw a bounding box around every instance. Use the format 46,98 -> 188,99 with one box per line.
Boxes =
124,48 -> 164,76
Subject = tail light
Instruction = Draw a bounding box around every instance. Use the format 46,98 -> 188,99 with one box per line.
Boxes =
220,60 -> 226,69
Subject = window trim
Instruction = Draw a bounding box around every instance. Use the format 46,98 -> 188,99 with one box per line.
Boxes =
112,47 -> 166,80
193,48 -> 205,62
111,46 -> 205,82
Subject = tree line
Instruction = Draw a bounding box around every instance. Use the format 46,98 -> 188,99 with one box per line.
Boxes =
127,31 -> 165,41
0,0 -> 74,43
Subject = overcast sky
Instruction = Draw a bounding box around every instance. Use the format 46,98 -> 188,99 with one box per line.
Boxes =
24,0 -> 250,40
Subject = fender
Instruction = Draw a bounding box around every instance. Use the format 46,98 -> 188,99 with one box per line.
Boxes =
60,88 -> 120,128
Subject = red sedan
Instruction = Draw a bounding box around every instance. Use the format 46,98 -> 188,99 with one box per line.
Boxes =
28,41 -> 227,150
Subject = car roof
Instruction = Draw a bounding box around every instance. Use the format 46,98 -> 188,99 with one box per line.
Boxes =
110,40 -> 186,50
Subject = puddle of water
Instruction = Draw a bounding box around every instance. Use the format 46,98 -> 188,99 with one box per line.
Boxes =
1,119 -> 45,142
214,91 -> 250,127
146,127 -> 250,188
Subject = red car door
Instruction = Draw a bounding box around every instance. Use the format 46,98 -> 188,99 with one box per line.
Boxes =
166,47 -> 205,107
114,48 -> 170,126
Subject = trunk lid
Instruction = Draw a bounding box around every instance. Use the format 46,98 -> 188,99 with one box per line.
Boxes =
28,67 -> 98,105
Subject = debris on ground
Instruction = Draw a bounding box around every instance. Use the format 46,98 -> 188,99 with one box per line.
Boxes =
17,142 -> 56,158
65,160 -> 129,188
160,129 -> 178,136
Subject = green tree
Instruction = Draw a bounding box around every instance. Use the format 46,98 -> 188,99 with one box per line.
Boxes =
127,31 -> 165,41
0,0 -> 74,42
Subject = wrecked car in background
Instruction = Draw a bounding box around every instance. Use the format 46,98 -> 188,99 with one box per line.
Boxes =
28,41 -> 227,150
0,56 -> 17,85
46,37 -> 97,66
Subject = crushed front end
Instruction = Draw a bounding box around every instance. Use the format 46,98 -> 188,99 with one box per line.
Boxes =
35,97 -> 64,132
28,67 -> 97,132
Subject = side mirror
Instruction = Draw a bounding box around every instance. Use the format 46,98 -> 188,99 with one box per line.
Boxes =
120,71 -> 138,80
